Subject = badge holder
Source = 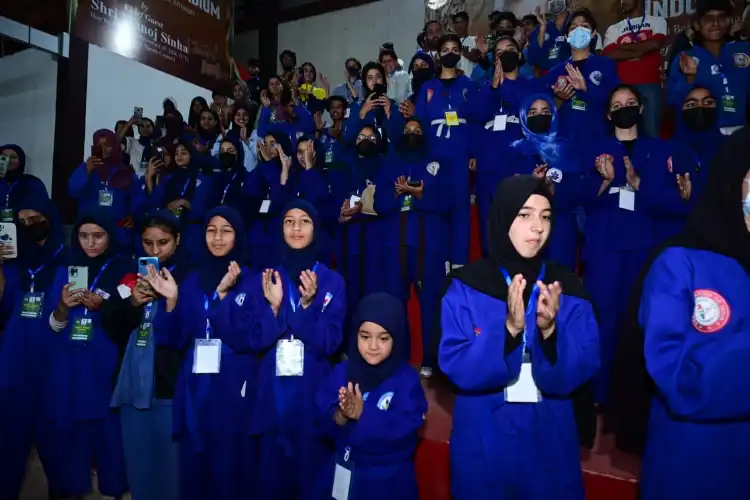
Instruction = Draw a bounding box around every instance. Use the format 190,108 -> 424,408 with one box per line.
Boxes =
193,319 -> 222,374
0,208 -> 13,222
444,111 -> 459,127
400,194 -> 413,212
99,189 -> 114,207
493,115 -> 507,131
332,447 -> 354,500
504,350 -> 542,404
276,336 -> 304,376
70,316 -> 94,341
259,198 -> 271,214
571,96 -> 586,111
325,150 -> 334,163
21,292 -> 45,319
723,94 -> 736,113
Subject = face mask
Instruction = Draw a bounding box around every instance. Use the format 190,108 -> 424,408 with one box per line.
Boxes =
610,105 -> 641,129
19,220 -> 51,243
440,53 -> 460,69
567,26 -> 593,50
411,68 -> 433,93
403,134 -> 424,150
219,152 -> 236,169
548,0 -> 567,16
499,51 -> 520,72
526,115 -> 553,134
744,180 -> 750,217
682,107 -> 717,132
347,66 -> 360,78
356,140 -> 378,157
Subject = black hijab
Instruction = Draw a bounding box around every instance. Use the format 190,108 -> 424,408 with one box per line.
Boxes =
611,126 -> 750,455
70,212 -> 130,292
196,206 -> 247,296
428,175 -> 596,448
279,199 -> 320,286
16,195 -> 68,291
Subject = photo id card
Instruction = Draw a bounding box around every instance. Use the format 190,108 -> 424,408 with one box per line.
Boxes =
504,362 -> 541,403
276,338 -> 304,376
193,338 -> 222,374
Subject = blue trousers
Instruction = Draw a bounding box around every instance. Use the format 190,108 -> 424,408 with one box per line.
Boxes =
121,400 -> 179,500
37,411 -> 129,497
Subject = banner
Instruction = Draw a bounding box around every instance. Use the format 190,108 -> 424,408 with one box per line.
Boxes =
72,0 -> 233,90
0,0 -> 67,36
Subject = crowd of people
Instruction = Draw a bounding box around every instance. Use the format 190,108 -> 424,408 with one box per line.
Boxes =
0,0 -> 749,498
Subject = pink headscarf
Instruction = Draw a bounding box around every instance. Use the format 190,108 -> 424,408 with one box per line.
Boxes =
93,128 -> 133,189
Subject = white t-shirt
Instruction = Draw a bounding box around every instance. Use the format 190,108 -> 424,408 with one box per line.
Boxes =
458,35 -> 477,77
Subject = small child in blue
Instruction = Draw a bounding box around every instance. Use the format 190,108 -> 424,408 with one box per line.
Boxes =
317,292 -> 428,500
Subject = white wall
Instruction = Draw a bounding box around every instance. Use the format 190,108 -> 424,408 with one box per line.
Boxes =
277,0 -> 423,85
84,44 -> 212,161
234,29 -> 259,65
0,49 -> 58,192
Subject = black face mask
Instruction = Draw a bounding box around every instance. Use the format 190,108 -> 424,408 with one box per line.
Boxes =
682,107 -> 717,133
19,220 -> 51,243
219,152 -> 236,169
499,51 -> 520,72
347,66 -> 360,78
411,68 -> 433,94
402,134 -> 424,150
356,140 -> 378,157
610,105 -> 640,129
526,115 -> 553,134
440,53 -> 460,69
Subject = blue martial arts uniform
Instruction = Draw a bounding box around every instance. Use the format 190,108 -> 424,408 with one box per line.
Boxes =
0,196 -> 66,499
257,105 -> 316,152
318,128 -> 352,168
39,214 -> 130,498
544,55 -> 620,144
415,76 -> 479,266
527,21 -> 571,73
667,42 -> 750,130
344,98 -> 405,152
581,135 -> 672,401
155,206 -> 255,500
316,292 -> 427,500
217,200 -> 345,500
0,144 -> 50,223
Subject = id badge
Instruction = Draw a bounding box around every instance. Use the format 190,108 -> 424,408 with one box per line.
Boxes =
444,111 -> 459,126
259,199 -> 271,214
136,322 -> 150,348
571,96 -> 586,111
139,160 -> 148,171
493,115 -> 507,131
332,447 -> 354,500
505,362 -> 541,403
98,189 -> 114,207
0,208 -> 13,222
170,206 -> 184,218
193,338 -> 222,374
70,317 -> 94,341
325,150 -> 334,163
400,194 -> 413,212
276,338 -> 304,376
723,94 -> 736,113
618,187 -> 635,211
21,292 -> 45,319
548,47 -> 559,60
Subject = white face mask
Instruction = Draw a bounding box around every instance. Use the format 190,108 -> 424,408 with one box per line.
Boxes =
567,26 -> 592,50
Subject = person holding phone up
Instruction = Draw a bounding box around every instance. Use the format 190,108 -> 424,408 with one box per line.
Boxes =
42,212 -> 131,499
0,144 -> 50,223
68,129 -> 147,254
0,195 -> 67,500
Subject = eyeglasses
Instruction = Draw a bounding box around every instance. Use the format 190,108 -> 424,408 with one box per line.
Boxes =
357,134 -> 377,142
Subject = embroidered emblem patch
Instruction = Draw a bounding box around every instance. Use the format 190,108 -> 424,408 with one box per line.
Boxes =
692,289 -> 731,333
377,392 -> 394,411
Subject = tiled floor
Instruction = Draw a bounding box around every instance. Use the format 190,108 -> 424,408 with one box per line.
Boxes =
19,449 -> 131,500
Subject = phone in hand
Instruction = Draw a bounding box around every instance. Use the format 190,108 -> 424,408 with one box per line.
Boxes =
407,180 -> 421,187
134,106 -> 144,119
138,257 -> 159,277
91,144 -> 103,159
68,266 -> 89,292
373,83 -> 388,99
155,146 -> 164,161
0,223 -> 18,258
0,155 -> 9,178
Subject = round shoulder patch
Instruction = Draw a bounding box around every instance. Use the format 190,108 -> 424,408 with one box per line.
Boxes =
692,289 -> 731,333
546,167 -> 563,184
734,52 -> 750,68
376,391 -> 394,411
589,70 -> 603,86
426,161 -> 440,176
667,156 -> 673,173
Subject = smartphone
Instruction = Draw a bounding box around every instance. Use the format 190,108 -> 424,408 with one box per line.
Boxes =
68,266 -> 89,292
373,83 -> 388,98
0,223 -> 18,258
407,180 -> 421,187
138,257 -> 159,276
134,106 -> 143,119
155,145 -> 164,160
0,155 -> 9,178
91,144 -> 103,159
155,115 -> 166,131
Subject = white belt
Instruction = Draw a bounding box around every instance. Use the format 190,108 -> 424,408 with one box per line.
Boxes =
430,118 -> 467,139
720,125 -> 743,136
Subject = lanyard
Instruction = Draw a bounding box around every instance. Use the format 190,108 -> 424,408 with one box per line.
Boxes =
500,262 -> 546,355
717,64 -> 731,95
180,175 -> 195,197
27,245 -> 64,293
203,291 -> 219,339
103,169 -> 118,189
691,149 -> 702,171
626,14 -> 646,36
5,181 -> 17,208
221,172 -> 239,205
287,262 -> 319,313
83,258 -> 112,316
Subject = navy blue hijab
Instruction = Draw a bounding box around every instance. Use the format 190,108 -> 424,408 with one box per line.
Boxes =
346,293 -> 409,393
280,199 -> 320,285
197,206 -> 247,295
138,210 -> 190,282
16,195 -> 67,291
70,212 -> 129,292
163,140 -> 208,203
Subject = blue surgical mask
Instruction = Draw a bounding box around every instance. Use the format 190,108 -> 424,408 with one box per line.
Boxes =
743,180 -> 750,217
567,26 -> 592,50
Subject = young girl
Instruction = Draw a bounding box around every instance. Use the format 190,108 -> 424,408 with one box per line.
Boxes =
317,292 -> 427,500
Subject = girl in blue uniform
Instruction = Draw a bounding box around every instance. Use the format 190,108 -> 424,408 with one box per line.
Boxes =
214,138 -> 253,217
415,33 -> 478,268
246,132 -> 297,269
508,93 -> 583,271
438,175 -> 599,500
144,206 -> 255,500
257,87 -> 316,151
0,144 -> 49,222
317,96 -> 351,168
295,135 -> 334,262
68,129 -> 145,253
317,292 -> 427,500
0,195 -> 66,499
107,211 -> 188,500
545,9 -> 619,145
581,84 -> 673,402
216,199 -> 346,500
41,213 -> 130,499
633,127 -> 750,499
374,118 -> 453,375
